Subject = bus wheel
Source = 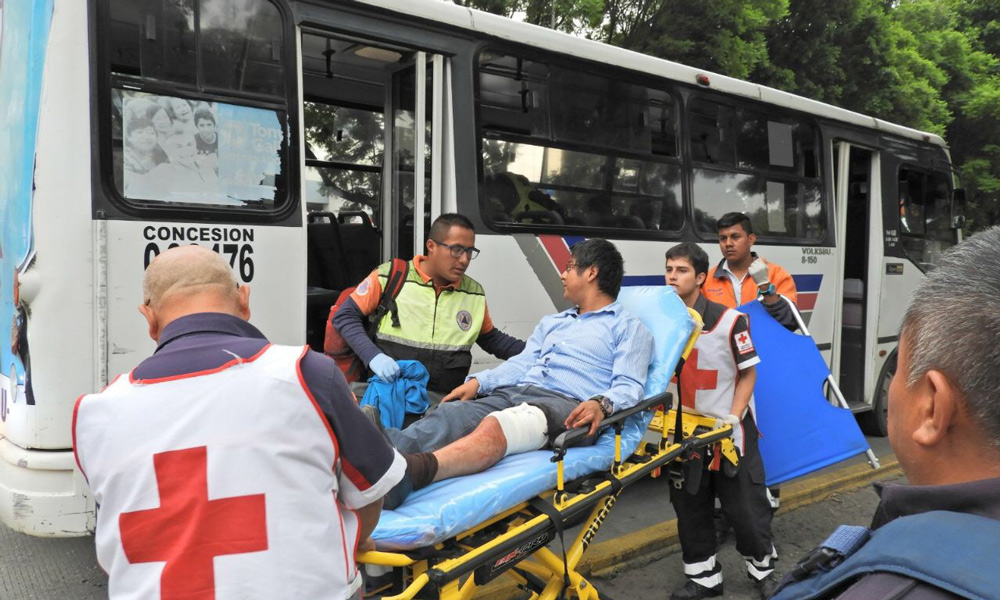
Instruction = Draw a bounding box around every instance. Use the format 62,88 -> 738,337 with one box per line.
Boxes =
858,351 -> 895,437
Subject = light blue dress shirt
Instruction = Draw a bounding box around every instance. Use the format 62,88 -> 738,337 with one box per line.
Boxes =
473,301 -> 654,412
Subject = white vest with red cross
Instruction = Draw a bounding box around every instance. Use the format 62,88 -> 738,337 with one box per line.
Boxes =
676,308 -> 755,452
73,344 -> 361,600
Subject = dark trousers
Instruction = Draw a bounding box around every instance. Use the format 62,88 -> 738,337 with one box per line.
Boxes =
670,414 -> 774,566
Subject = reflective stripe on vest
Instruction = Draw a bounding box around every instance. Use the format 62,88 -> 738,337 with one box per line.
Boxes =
74,345 -> 360,600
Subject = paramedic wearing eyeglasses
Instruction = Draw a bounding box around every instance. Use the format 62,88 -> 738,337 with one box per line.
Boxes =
332,213 -> 525,398
375,239 -> 654,509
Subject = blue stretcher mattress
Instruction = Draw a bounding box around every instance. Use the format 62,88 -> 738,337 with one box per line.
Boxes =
372,286 -> 694,550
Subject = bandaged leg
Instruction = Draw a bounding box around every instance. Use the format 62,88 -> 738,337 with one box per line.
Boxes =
489,404 -> 549,456
430,404 -> 549,482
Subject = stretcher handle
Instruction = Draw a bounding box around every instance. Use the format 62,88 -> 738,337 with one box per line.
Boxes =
550,390 -> 673,462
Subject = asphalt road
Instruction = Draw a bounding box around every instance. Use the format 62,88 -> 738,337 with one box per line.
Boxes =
594,474 -> 905,600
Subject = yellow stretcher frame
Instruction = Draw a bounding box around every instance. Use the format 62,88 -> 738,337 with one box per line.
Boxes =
358,308 -> 734,600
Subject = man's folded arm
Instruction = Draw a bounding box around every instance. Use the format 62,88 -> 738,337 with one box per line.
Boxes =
472,318 -> 545,393
599,319 -> 655,412
476,304 -> 526,360
477,328 -> 526,359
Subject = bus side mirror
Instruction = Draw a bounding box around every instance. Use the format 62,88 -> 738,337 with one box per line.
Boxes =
951,188 -> 966,229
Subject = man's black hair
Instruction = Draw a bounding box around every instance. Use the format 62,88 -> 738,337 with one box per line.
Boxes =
665,243 -> 709,277
429,213 -> 475,241
717,212 -> 753,235
570,238 -> 624,299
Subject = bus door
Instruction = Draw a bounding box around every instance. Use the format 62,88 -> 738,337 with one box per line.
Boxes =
832,142 -> 886,430
387,53 -> 449,260
299,32 -> 450,348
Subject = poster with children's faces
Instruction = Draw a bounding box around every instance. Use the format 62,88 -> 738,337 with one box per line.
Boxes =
120,91 -> 283,206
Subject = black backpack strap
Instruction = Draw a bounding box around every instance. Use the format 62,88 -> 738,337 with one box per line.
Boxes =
382,258 -> 410,327
379,259 -> 409,328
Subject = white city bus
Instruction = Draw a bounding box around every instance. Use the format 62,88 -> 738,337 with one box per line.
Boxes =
0,0 -> 962,536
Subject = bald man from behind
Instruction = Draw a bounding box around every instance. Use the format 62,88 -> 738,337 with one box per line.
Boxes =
73,246 -> 405,600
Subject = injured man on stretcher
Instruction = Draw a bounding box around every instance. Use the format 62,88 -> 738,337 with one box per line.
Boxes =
377,238 -> 655,509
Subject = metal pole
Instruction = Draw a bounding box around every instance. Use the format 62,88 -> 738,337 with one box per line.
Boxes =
780,296 -> 881,470
414,53 -> 427,259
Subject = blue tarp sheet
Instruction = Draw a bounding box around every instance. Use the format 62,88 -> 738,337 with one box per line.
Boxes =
372,286 -> 694,550
740,301 -> 871,486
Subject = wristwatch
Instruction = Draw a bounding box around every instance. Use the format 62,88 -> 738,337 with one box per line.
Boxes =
759,283 -> 776,297
590,395 -> 614,418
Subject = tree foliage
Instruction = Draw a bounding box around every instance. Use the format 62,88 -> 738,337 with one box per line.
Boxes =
451,0 -> 1000,231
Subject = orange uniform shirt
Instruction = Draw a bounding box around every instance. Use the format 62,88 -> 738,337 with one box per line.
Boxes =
701,259 -> 798,309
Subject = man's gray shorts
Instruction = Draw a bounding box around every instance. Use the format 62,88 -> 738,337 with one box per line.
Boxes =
383,385 -> 580,454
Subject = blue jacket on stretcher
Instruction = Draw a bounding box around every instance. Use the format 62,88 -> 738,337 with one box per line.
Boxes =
360,360 -> 429,429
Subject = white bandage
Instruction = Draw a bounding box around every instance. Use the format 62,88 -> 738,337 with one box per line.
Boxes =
488,404 -> 548,456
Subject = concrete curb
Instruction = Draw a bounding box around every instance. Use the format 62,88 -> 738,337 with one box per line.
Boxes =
474,455 -> 901,599
587,456 -> 901,578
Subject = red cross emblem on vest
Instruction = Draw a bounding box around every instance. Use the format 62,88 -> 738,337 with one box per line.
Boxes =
737,332 -> 749,345
680,348 -> 718,409
119,446 -> 268,600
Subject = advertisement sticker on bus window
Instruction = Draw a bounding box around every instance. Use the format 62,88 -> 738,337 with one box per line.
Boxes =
766,181 -> 787,233
767,121 -> 794,168
120,90 -> 282,207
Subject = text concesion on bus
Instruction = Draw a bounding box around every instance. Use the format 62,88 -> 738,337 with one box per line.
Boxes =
0,0 -> 963,536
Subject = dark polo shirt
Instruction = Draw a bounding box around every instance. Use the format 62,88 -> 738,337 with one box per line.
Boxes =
132,312 -> 398,497
826,476 -> 1000,600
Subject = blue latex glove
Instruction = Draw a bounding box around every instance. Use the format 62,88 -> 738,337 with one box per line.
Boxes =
369,353 -> 401,383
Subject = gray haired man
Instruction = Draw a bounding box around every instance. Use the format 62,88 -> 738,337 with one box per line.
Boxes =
769,226 -> 1000,599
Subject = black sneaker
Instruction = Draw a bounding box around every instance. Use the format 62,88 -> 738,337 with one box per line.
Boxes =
361,404 -> 384,435
381,470 -> 413,510
754,577 -> 777,600
669,580 -> 723,600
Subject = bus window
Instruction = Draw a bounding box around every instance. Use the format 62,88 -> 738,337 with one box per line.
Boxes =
108,0 -> 196,83
303,102 -> 384,223
477,53 -> 549,138
111,89 -> 285,208
689,99 -> 818,177
551,71 -> 675,157
108,0 -> 285,96
693,171 -> 824,240
199,0 -> 284,96
104,0 -> 290,211
689,97 -> 824,241
899,167 -> 954,269
477,51 -> 683,234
